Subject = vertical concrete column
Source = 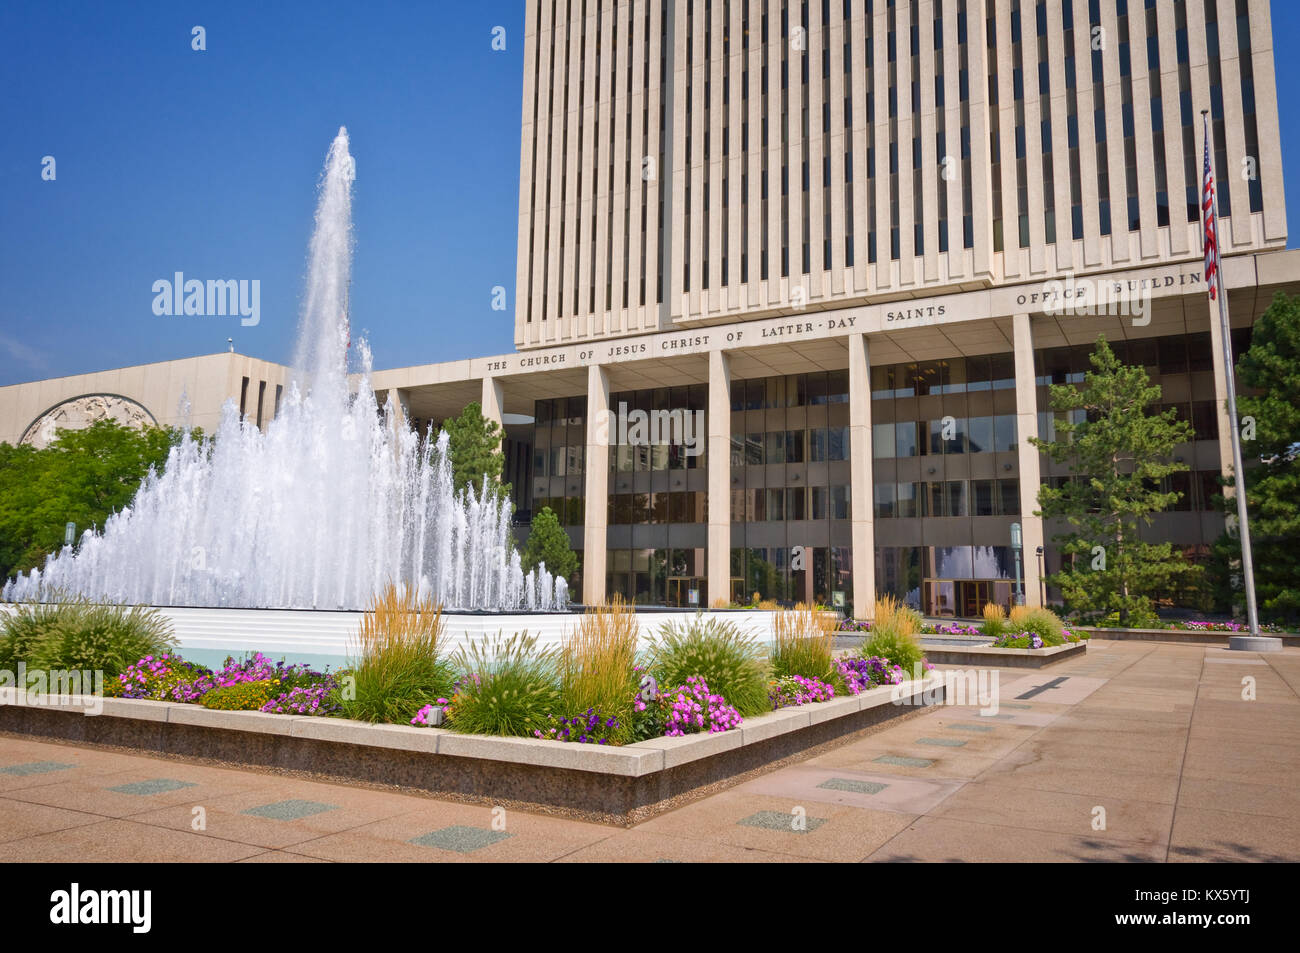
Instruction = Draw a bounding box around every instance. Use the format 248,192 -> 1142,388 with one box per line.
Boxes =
848,334 -> 876,616
707,350 -> 732,606
1206,298 -> 1237,493
481,377 -> 505,430
582,364 -> 611,606
1012,313 -> 1046,608
385,388 -> 409,423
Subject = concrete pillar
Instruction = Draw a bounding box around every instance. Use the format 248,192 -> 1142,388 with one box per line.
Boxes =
1012,313 -> 1046,608
480,377 -> 505,430
385,388 -> 410,425
707,350 -> 732,606
1206,297 -> 1237,494
582,364 -> 611,605
848,334 -> 876,617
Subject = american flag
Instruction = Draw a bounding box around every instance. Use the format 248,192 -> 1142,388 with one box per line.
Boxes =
1202,119 -> 1218,301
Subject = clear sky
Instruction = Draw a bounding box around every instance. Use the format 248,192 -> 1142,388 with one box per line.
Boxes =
2,0 -> 1299,387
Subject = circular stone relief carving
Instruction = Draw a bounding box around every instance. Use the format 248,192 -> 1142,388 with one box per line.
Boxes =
21,394 -> 157,450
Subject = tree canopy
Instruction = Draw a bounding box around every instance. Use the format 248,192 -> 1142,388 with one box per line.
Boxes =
520,506 -> 578,583
1211,292 -> 1300,621
442,402 -> 510,502
0,420 -> 187,582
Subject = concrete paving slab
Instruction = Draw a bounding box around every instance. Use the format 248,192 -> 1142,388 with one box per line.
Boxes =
866,816 -> 1166,863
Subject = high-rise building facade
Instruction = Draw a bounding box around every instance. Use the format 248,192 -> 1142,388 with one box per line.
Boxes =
514,0 -> 1285,350
3,0 -> 1294,617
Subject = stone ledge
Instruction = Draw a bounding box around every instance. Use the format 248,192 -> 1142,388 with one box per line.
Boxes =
167,704 -> 301,736
920,641 -> 1087,668
289,716 -> 444,753
437,732 -> 663,776
1083,627 -> 1299,647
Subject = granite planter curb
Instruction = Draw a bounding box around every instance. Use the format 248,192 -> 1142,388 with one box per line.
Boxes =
919,640 -> 1087,668
0,677 -> 945,825
1080,627 -> 1298,647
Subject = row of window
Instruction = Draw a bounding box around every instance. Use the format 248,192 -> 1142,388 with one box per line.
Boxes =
730,370 -> 851,411
730,428 -> 851,465
730,485 -> 853,523
874,479 -> 1022,519
608,491 -> 707,526
872,354 -> 1017,399
873,415 -> 1018,458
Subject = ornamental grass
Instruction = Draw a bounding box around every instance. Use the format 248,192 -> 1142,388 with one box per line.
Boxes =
649,615 -> 770,717
448,632 -> 562,737
981,602 -> 1008,639
558,595 -> 640,744
23,598 -> 176,679
860,595 -> 926,674
770,603 -> 838,685
337,583 -> 455,724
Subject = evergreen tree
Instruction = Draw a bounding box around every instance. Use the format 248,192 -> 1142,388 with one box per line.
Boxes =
1211,292 -> 1300,622
520,506 -> 579,582
1030,335 -> 1200,625
442,402 -> 510,502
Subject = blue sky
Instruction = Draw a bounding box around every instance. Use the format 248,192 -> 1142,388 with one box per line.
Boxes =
2,0 -> 1299,387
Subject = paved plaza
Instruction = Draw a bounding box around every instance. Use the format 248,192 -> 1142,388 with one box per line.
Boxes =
2,639 -> 1297,863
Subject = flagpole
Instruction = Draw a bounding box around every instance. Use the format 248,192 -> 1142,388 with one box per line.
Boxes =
1202,111 -> 1262,642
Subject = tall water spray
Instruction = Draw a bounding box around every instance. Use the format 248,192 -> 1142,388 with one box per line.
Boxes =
2,128 -> 568,612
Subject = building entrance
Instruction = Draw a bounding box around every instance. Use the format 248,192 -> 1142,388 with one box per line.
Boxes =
666,576 -> 705,608
923,579 -> 1014,618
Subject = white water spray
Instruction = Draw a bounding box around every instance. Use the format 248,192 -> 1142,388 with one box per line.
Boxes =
3,127 -> 567,612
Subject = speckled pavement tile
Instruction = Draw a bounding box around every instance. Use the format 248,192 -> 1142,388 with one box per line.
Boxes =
925,778 -> 1175,846
125,786 -> 404,851
2,817 -> 266,862
1167,807 -> 1300,863
555,828 -> 816,863
283,800 -> 612,863
866,816 -> 1166,863
735,763 -> 964,814
0,799 -> 107,844
633,790 -> 916,862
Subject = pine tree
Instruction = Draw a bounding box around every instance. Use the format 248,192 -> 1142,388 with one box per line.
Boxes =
1212,292 -> 1300,622
1030,334 -> 1200,626
442,402 -> 510,502
520,506 -> 579,582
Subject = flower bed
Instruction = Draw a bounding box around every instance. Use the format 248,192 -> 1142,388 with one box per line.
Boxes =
36,591 -> 945,753
1163,620 -> 1288,633
990,627 -> 1085,649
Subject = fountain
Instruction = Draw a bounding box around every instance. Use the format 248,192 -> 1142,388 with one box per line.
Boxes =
2,128 -> 566,613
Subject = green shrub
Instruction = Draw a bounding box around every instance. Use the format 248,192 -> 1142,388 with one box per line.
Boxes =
649,615 -> 771,717
0,601 -> 65,669
200,680 -> 279,710
26,601 -> 175,678
336,585 -> 455,724
448,632 -> 562,737
1009,606 -> 1066,644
